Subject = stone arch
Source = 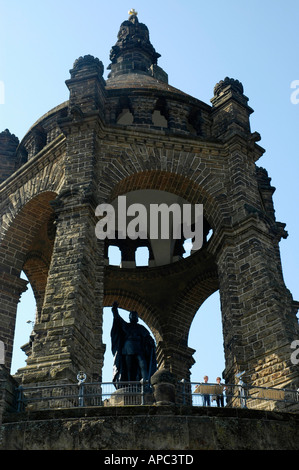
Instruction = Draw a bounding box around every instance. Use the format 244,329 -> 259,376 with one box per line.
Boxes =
98,167 -> 222,271
0,191 -> 57,274
171,272 -> 219,348
104,169 -> 224,232
115,96 -> 134,125
152,98 -> 168,128
98,142 -> 227,227
0,155 -> 65,242
161,271 -> 220,381
103,241 -> 218,378
22,251 -> 52,320
0,190 -> 58,370
98,165 -> 224,379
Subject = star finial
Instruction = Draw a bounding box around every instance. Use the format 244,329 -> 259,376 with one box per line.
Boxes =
128,8 -> 138,16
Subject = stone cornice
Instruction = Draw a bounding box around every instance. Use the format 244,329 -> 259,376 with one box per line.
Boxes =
223,131 -> 265,161
103,123 -> 227,156
208,213 -> 279,257
104,250 -> 217,282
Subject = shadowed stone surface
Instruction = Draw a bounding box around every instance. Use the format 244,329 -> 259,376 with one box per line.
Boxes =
1,406 -> 299,450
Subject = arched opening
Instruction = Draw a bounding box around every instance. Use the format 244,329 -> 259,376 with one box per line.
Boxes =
10,272 -> 36,375
187,108 -> 202,136
99,189 -> 212,268
135,246 -> 149,266
152,98 -> 168,128
116,108 -> 134,125
108,245 -> 122,266
152,110 -> 168,128
188,291 -> 225,385
116,97 -> 134,125
183,238 -> 192,258
102,306 -> 156,383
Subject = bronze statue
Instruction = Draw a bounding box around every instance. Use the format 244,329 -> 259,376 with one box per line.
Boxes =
111,301 -> 157,384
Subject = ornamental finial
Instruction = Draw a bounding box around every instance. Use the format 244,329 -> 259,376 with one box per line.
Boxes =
128,8 -> 138,16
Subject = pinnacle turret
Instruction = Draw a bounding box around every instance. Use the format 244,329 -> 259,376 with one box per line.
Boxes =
107,12 -> 164,80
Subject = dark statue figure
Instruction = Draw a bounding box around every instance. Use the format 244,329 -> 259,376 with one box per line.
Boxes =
111,301 -> 157,384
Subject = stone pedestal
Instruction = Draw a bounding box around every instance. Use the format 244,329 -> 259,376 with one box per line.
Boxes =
0,366 -> 19,424
151,369 -> 176,405
105,386 -> 154,406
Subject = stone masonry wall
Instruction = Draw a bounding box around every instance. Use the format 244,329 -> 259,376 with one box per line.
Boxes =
1,406 -> 299,450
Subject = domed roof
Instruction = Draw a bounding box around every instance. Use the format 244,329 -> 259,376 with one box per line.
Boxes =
106,72 -> 189,98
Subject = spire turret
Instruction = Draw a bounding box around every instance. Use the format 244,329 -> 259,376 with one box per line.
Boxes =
107,12 -> 166,81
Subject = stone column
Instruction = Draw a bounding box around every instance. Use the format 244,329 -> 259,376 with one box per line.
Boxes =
17,195 -> 106,385
156,340 -> 195,383
217,219 -> 299,388
0,129 -> 20,184
0,365 -> 19,424
216,138 -> 298,386
0,272 -> 28,372
130,97 -> 157,125
17,55 -> 108,385
211,77 -> 252,140
210,111 -> 299,389
166,102 -> 190,134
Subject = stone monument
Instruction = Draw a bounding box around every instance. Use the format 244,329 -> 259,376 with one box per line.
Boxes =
0,10 -> 298,396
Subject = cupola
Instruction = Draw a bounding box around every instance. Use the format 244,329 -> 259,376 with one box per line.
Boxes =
107,10 -> 168,83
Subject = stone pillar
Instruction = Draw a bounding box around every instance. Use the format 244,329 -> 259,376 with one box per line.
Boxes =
156,340 -> 195,382
211,128 -> 299,388
217,224 -> 299,388
17,56 -> 107,386
166,102 -> 190,134
0,365 -> 19,424
17,198 -> 105,385
0,129 -> 19,184
130,97 -> 157,125
66,54 -> 106,118
211,77 -> 253,139
0,272 -> 28,371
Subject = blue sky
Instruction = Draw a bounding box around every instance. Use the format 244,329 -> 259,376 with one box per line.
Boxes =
2,1 -> 298,383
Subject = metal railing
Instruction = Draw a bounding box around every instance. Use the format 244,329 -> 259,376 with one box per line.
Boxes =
178,381 -> 299,411
14,380 -> 299,413
15,381 -> 154,412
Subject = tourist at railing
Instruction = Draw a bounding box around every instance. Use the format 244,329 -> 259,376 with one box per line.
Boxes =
202,375 -> 210,406
194,376 -> 215,406
194,376 -> 226,407
215,377 -> 226,407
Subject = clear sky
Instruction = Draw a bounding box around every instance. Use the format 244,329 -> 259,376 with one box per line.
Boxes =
2,1 -> 298,384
